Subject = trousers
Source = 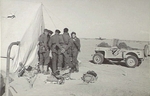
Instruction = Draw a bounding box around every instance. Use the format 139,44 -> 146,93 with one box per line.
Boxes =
72,49 -> 79,71
39,51 -> 50,65
62,51 -> 73,69
52,52 -> 63,73
38,51 -> 50,72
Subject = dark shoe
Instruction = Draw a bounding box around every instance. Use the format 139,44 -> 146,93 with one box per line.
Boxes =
70,68 -> 75,73
64,66 -> 69,70
75,70 -> 79,73
53,71 -> 60,76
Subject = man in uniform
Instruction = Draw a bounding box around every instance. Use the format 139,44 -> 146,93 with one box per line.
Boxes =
70,32 -> 81,72
48,29 -> 64,73
61,28 -> 73,70
38,29 -> 53,74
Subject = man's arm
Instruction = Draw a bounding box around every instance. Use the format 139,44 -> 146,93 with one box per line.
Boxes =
73,38 -> 81,51
56,35 -> 63,49
43,35 -> 49,50
64,38 -> 72,51
48,37 -> 52,50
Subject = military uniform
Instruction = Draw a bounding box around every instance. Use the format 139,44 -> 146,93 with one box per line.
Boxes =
48,31 -> 64,73
71,32 -> 80,72
61,32 -> 73,69
38,29 -> 52,73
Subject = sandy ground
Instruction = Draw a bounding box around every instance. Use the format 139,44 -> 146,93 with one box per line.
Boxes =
5,39 -> 150,96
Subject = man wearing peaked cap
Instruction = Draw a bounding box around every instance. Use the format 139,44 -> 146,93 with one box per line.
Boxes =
48,29 -> 64,73
47,29 -> 53,34
70,32 -> 80,72
55,29 -> 61,33
60,28 -> 74,71
38,29 -> 53,74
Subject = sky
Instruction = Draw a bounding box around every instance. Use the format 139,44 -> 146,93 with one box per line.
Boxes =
1,0 -> 150,41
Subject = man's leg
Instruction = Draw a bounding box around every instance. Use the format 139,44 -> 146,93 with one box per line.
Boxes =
72,51 -> 79,72
58,53 -> 63,71
47,57 -> 52,72
43,51 -> 50,73
64,53 -> 73,69
39,53 -> 44,73
52,52 -> 57,73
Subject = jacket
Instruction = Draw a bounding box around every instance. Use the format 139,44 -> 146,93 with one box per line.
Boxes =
71,37 -> 80,51
61,32 -> 72,51
38,33 -> 49,52
48,34 -> 63,53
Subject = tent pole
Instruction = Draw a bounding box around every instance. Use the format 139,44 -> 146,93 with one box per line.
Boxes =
5,41 -> 20,96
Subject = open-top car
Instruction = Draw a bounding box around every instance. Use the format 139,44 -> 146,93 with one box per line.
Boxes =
92,40 -> 148,68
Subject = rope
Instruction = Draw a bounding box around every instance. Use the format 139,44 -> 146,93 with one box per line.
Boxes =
42,4 -> 73,32
10,86 -> 17,93
42,4 -> 57,28
45,6 -> 69,28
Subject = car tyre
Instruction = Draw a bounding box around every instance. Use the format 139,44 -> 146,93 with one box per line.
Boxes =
93,53 -> 104,64
125,56 -> 138,68
137,59 -> 142,66
144,45 -> 149,57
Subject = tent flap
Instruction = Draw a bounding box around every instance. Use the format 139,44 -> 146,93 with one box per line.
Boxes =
1,1 -> 44,73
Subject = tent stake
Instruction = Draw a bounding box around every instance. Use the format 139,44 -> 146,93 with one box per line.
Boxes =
6,41 -> 20,96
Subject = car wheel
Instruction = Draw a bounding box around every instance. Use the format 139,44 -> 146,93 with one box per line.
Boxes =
93,53 -> 104,64
125,56 -> 138,68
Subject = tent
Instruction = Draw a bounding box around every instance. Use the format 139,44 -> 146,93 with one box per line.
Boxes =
0,0 -> 44,73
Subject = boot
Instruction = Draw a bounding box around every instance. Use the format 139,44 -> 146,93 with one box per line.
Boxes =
75,64 -> 79,72
39,65 -> 44,73
44,65 -> 49,75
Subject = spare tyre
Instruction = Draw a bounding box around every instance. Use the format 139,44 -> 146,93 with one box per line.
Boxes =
144,45 -> 149,57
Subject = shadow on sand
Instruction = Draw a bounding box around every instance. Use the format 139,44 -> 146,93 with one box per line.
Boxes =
89,59 -> 142,68
89,60 -> 127,68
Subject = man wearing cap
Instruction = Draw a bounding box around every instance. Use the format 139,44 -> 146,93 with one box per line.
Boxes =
38,29 -> 53,74
48,29 -> 64,73
71,32 -> 80,72
61,28 -> 73,70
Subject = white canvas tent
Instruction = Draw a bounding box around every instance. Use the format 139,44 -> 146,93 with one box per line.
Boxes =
0,1 -> 44,73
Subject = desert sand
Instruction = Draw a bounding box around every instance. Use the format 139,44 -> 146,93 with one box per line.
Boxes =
5,39 -> 150,96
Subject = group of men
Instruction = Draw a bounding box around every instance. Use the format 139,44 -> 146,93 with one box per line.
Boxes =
38,28 -> 81,74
